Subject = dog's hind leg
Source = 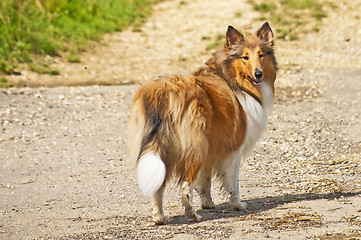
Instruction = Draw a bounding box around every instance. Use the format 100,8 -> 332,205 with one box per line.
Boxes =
153,183 -> 166,225
220,151 -> 248,211
181,182 -> 202,222
195,168 -> 215,209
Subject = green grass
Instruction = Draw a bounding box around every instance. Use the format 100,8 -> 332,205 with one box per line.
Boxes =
29,63 -> 60,75
66,52 -> 81,63
281,0 -> 320,9
250,0 -> 328,40
205,34 -> 225,51
0,77 -> 14,88
0,0 -> 161,75
254,3 -> 277,12
203,0 -> 328,53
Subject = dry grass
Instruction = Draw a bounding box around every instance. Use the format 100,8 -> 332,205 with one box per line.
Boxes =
249,0 -> 331,40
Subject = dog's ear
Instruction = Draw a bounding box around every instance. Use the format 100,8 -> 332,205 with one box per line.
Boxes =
257,22 -> 274,46
225,26 -> 244,49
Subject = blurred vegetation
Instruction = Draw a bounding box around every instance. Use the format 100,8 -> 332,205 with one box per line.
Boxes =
0,77 -> 13,88
250,0 -> 328,41
204,0 -> 329,51
0,0 -> 161,77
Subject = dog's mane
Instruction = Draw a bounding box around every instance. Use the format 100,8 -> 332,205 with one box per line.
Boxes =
192,46 -> 240,91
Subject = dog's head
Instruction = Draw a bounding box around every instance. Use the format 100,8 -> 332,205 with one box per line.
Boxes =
219,22 -> 277,89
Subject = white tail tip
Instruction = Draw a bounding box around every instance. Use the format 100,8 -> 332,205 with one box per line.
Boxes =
137,153 -> 166,197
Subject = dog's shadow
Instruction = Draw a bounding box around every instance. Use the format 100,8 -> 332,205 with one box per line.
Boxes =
167,191 -> 361,225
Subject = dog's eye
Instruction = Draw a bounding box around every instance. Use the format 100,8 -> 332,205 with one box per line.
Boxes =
242,56 -> 249,60
259,54 -> 264,58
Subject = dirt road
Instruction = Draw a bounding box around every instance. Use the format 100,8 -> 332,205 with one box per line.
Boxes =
1,0 -> 361,239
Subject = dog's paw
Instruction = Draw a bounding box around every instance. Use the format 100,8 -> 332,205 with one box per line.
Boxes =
154,216 -> 167,225
201,201 -> 216,209
186,212 -> 202,222
230,200 -> 248,211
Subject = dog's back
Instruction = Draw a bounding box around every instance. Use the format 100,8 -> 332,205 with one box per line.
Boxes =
129,75 -> 247,185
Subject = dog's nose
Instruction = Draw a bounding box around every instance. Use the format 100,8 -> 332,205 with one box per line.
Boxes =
254,70 -> 263,79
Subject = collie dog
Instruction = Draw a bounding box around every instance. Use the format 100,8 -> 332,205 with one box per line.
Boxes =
128,22 -> 277,224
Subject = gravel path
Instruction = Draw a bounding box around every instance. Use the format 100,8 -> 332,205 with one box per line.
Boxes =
1,0 -> 361,239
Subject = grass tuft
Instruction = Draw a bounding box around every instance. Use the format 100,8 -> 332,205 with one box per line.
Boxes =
29,63 -> 60,75
254,3 -> 277,12
66,53 -> 81,63
206,34 -> 225,51
0,77 -> 14,88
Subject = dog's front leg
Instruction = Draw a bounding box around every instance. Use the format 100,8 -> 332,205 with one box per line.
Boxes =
221,154 -> 248,210
228,176 -> 248,211
181,182 -> 202,222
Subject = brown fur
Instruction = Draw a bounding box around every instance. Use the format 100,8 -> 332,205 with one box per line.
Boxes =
130,75 -> 247,183
128,22 -> 277,223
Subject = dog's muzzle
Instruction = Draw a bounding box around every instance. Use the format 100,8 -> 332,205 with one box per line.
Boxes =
248,70 -> 263,85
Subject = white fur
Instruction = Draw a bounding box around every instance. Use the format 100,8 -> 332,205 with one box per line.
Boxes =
222,146 -> 243,192
137,152 -> 166,197
261,82 -> 274,113
237,82 -> 273,157
218,83 -> 273,209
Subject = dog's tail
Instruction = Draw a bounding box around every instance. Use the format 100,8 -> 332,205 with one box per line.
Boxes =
137,152 -> 166,197
134,110 -> 167,197
129,82 -> 172,197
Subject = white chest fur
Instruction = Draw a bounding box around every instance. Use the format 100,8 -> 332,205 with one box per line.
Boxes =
237,83 -> 273,157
